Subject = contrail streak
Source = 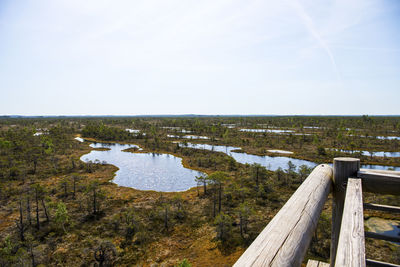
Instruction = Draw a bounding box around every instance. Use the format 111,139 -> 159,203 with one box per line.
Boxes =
289,0 -> 341,82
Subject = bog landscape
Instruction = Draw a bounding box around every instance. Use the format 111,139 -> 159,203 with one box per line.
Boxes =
1,0 -> 400,266
0,116 -> 399,266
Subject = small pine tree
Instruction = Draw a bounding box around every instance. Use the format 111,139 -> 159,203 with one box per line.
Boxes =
214,212 -> 232,242
55,202 -> 69,233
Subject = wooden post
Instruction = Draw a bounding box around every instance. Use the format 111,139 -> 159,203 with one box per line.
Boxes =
331,157 -> 360,266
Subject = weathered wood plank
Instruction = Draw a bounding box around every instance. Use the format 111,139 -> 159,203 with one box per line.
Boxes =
335,178 -> 365,267
307,260 -> 320,267
306,259 -> 330,267
357,170 -> 400,195
331,157 -> 360,266
366,259 -> 400,267
359,168 -> 400,177
363,203 -> 400,213
365,231 -> 400,243
233,164 -> 333,267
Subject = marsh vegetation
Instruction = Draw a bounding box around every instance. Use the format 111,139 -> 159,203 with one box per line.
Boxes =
0,116 -> 399,266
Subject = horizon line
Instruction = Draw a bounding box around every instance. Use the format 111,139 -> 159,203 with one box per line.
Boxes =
1,114 -> 400,118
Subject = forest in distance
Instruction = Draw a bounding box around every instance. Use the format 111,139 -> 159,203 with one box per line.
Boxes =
0,115 -> 399,266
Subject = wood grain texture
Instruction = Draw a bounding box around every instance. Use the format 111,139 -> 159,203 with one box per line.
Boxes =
357,170 -> 400,195
233,164 -> 333,267
359,168 -> 400,177
331,158 -> 360,266
306,259 -> 330,267
335,178 -> 365,267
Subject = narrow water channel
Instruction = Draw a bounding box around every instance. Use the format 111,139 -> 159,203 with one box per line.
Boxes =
180,143 -> 400,171
77,138 -> 400,193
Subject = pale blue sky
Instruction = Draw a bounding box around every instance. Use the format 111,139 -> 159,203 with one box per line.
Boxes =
1,0 -> 399,115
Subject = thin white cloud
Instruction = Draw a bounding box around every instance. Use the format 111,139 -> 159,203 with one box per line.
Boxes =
1,0 -> 399,115
288,0 -> 341,81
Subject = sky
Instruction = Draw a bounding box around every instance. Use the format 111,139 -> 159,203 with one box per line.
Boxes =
0,0 -> 399,115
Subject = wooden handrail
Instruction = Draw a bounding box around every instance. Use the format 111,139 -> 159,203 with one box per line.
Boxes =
335,178 -> 365,267
234,158 -> 400,267
233,164 -> 333,267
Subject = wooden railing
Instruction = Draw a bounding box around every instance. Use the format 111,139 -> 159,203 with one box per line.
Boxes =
234,157 -> 400,267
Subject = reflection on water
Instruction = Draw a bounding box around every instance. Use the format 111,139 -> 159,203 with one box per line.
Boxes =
79,139 -> 400,192
126,129 -> 146,136
360,164 -> 400,171
240,129 -> 294,133
351,135 -> 400,141
303,126 -> 322,129
181,143 -> 400,171
267,149 -> 294,154
330,148 -> 400,157
181,143 -> 316,171
167,135 -> 210,139
377,136 -> 400,140
365,217 -> 400,244
80,142 -> 204,192
222,124 -> 236,128
126,129 -> 140,133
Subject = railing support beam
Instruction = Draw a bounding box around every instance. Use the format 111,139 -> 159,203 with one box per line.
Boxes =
331,157 -> 360,266
357,170 -> 400,195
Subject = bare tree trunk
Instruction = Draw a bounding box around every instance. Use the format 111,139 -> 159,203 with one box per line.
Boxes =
239,214 -> 243,238
256,167 -> 259,187
29,243 -> 36,267
71,158 -> 75,169
93,187 -> 97,214
213,189 -> 216,217
32,158 -> 37,175
244,218 -> 248,234
218,183 -> 222,213
63,182 -> 67,198
41,199 -> 49,222
73,177 -> 76,200
164,206 -> 168,230
16,199 -> 25,241
35,188 -> 40,230
26,191 -> 32,226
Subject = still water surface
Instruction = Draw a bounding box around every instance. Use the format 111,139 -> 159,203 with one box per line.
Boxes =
331,149 -> 400,157
240,129 -> 294,133
80,142 -> 204,192
365,217 -> 400,244
377,136 -> 400,140
181,143 -> 316,171
180,143 -> 400,171
78,139 -> 400,192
